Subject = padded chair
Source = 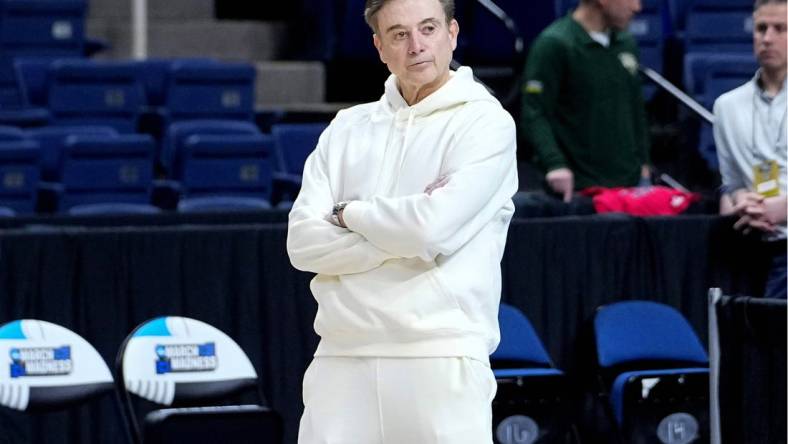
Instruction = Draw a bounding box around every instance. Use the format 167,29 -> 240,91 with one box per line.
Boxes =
0,319 -> 113,412
164,60 -> 255,123
0,0 -> 86,108
175,133 -> 275,213
0,138 -> 41,214
683,53 -> 756,106
490,303 -> 576,444
685,0 -> 753,55
48,60 -> 146,133
116,316 -> 283,444
26,125 -> 119,181
593,301 -> 710,444
160,119 -> 260,176
687,54 -> 757,169
270,123 -> 327,206
57,134 -> 160,214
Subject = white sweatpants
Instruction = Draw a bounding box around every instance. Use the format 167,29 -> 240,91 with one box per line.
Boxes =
298,356 -> 497,444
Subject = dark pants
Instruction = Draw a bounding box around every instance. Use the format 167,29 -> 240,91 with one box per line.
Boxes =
764,242 -> 787,299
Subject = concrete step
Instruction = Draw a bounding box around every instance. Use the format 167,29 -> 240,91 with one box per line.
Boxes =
88,0 -> 215,21
88,19 -> 287,61
255,61 -> 325,106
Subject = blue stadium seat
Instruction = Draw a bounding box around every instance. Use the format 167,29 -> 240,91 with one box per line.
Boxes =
0,138 -> 41,214
161,119 -> 261,176
57,134 -> 159,214
334,0 -> 378,61
26,125 -> 119,181
14,58 -> 54,108
175,133 -> 274,213
271,122 -> 327,179
686,54 -> 757,169
491,304 -> 575,444
135,58 -> 216,108
48,60 -> 146,133
593,301 -> 710,443
0,0 -> 86,108
164,60 -> 255,123
0,0 -> 86,55
685,0 -> 753,54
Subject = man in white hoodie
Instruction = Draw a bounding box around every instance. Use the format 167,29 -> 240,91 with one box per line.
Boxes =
287,0 -> 518,442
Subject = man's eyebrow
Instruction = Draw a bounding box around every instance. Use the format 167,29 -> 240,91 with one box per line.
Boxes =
385,17 -> 441,34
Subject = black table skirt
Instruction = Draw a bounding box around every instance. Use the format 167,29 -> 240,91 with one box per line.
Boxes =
0,215 -> 769,443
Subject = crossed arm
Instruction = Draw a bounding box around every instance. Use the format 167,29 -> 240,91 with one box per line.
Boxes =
286,111 -> 518,274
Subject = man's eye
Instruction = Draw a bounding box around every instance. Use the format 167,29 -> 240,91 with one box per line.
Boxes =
422,26 -> 436,33
395,31 -> 407,39
756,23 -> 768,33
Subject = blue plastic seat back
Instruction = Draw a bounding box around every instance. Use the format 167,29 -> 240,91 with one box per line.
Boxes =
594,300 -> 708,369
178,133 -> 274,203
685,0 -> 754,54
0,0 -> 86,55
335,0 -> 378,61
271,123 -> 328,176
161,119 -> 261,176
0,319 -> 113,412
58,134 -> 155,211
166,61 -> 255,122
14,57 -> 63,107
0,139 -> 40,214
0,125 -> 26,141
683,52 -> 756,100
491,303 -> 553,367
27,125 -> 118,181
135,58 -> 216,107
48,60 -> 146,133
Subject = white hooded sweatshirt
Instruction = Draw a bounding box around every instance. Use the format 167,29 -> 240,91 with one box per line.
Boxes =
287,67 -> 518,363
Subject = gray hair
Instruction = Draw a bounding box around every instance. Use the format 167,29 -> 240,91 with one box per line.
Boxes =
364,0 -> 455,33
755,0 -> 786,11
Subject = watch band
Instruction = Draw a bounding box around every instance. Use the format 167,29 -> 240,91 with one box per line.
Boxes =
332,201 -> 350,226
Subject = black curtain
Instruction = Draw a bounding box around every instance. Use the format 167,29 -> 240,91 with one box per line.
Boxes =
0,215 -> 767,443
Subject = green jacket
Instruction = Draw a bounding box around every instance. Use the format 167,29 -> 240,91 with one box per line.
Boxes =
521,15 -> 650,189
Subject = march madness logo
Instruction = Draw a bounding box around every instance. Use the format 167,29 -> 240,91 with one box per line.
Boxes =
10,346 -> 72,378
155,343 -> 217,374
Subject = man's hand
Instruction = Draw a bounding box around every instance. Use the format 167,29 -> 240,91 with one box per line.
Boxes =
424,175 -> 450,195
730,191 -> 776,234
546,167 -> 574,203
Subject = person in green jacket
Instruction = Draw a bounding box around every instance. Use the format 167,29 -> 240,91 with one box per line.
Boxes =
521,0 -> 651,202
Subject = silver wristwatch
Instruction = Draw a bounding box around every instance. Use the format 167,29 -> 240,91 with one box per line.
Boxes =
331,201 -> 350,226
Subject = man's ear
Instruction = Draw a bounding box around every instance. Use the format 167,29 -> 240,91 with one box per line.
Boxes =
373,33 -> 386,64
449,19 -> 459,51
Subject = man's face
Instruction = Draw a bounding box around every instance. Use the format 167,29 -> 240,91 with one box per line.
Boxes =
372,0 -> 458,100
599,0 -> 642,30
753,3 -> 787,72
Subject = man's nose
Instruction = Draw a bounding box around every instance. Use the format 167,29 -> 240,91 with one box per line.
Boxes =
408,33 -> 425,54
632,0 -> 642,14
762,26 -> 777,42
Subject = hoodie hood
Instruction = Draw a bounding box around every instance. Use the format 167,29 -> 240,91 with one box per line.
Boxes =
375,66 -> 498,122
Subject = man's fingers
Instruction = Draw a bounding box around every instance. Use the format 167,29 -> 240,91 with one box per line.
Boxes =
733,215 -> 750,230
563,187 -> 573,203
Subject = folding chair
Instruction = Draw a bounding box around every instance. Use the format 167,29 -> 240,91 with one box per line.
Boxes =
0,319 -> 113,412
116,316 -> 282,444
593,300 -> 710,444
491,303 -> 576,444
